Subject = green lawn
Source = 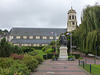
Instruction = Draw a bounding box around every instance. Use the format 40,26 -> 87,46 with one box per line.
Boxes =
82,64 -> 100,75
35,50 -> 47,59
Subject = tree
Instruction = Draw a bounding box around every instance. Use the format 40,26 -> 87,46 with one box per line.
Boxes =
0,38 -> 11,57
72,4 -> 100,55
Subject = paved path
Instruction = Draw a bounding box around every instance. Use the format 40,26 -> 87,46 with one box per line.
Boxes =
32,60 -> 90,75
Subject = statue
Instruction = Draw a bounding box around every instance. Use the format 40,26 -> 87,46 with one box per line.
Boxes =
59,33 -> 68,46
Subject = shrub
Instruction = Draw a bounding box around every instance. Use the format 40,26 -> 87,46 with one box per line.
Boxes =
0,67 -> 11,75
45,48 -> 52,54
47,54 -> 54,59
9,62 -> 30,75
72,54 -> 80,59
21,47 -> 35,53
28,51 -> 38,56
0,58 -> 14,68
34,56 -> 43,64
68,54 -> 80,59
10,53 -> 24,60
42,47 -> 46,52
23,54 -> 39,71
68,55 -> 75,61
0,38 -> 23,57
43,55 -> 47,59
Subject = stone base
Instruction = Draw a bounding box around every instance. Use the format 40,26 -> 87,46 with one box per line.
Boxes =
58,46 -> 68,60
58,55 -> 68,60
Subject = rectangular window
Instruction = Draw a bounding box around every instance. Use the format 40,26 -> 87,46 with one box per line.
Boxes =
22,44 -> 31,46
16,36 -> 20,39
23,36 -> 27,39
22,44 -> 28,46
29,36 -> 33,39
42,44 -> 48,46
33,44 -> 40,46
49,36 -> 53,39
14,44 -> 19,46
56,37 -> 59,40
43,36 -> 47,39
33,44 -> 37,46
36,36 -> 40,39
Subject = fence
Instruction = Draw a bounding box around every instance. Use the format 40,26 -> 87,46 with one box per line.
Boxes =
79,59 -> 100,75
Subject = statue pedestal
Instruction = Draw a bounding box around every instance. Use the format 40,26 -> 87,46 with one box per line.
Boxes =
58,46 -> 68,60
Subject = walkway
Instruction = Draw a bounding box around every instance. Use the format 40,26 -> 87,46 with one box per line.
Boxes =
32,59 -> 90,75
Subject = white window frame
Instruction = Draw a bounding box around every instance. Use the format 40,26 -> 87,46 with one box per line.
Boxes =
16,36 -> 20,39
36,36 -> 40,39
56,36 -> 59,40
14,44 -> 19,46
43,36 -> 47,39
49,36 -> 53,39
29,36 -> 33,39
33,44 -> 40,46
23,36 -> 27,39
42,44 -> 48,46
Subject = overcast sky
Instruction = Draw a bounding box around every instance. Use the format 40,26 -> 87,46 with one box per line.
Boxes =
0,0 -> 99,30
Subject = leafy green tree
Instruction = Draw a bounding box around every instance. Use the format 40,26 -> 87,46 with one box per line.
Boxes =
72,4 -> 100,55
0,38 -> 11,57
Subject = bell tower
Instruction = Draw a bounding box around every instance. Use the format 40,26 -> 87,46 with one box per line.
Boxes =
67,7 -> 77,32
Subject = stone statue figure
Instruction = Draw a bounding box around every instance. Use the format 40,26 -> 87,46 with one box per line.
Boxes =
59,33 -> 68,46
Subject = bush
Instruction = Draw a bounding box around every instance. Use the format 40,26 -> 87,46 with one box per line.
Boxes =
34,56 -> 43,64
47,54 -> 54,59
43,55 -> 47,59
0,38 -> 23,57
68,54 -> 80,59
10,53 -> 24,60
45,48 -> 52,54
28,51 -> 38,56
0,58 -> 14,68
68,55 -> 75,61
23,54 -> 39,71
0,59 -> 30,75
42,47 -> 46,52
21,46 -> 35,53
9,62 -> 30,75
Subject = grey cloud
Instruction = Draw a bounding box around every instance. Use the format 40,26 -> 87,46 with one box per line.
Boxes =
0,0 -> 99,30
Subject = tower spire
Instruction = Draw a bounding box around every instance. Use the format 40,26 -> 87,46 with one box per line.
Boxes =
71,6 -> 72,9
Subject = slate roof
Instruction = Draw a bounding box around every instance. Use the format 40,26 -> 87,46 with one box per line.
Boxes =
9,27 -> 67,36
9,27 -> 67,44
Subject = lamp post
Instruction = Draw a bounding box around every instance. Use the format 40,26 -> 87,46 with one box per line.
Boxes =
96,45 -> 100,57
55,33 -> 57,54
70,32 -> 72,54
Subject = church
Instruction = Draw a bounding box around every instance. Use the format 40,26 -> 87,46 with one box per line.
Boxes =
7,7 -> 77,46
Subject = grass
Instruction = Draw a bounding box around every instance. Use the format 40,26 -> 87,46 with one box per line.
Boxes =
35,50 -> 47,59
81,64 -> 100,75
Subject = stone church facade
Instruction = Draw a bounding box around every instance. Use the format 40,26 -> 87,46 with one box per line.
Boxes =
7,7 -> 77,46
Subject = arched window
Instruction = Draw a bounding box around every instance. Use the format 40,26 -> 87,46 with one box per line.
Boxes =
69,15 -> 71,20
72,15 -> 74,19
72,22 -> 75,25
